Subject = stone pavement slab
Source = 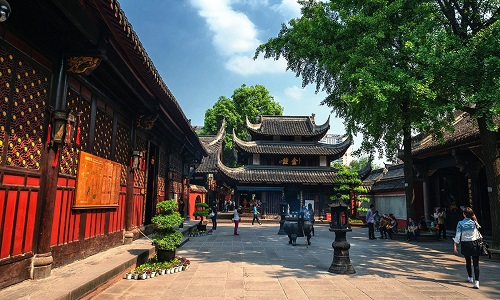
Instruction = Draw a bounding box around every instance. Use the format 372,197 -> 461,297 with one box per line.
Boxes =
1,222 -> 499,300
92,223 -> 500,300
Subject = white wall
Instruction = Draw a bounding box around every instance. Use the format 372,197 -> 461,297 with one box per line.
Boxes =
374,194 -> 406,220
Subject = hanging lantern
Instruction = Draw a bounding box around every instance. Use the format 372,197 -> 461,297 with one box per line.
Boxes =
51,110 -> 68,144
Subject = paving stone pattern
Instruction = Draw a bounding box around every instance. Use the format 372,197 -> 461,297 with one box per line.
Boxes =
94,223 -> 500,300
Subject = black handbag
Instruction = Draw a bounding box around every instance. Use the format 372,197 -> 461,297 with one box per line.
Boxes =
480,240 -> 492,258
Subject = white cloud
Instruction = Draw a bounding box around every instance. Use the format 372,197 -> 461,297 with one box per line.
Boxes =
271,0 -> 302,20
284,85 -> 305,101
190,0 -> 294,75
226,55 -> 287,75
190,0 -> 260,56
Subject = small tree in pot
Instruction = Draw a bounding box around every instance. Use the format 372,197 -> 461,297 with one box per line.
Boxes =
151,199 -> 184,262
193,202 -> 209,231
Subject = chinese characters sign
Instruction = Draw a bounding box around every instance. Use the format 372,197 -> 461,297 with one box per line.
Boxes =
74,151 -> 121,208
279,157 -> 301,165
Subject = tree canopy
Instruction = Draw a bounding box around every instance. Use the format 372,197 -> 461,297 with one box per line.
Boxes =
255,0 -> 448,218
428,0 -> 500,247
201,84 -> 283,166
255,0 -> 500,247
331,163 -> 369,215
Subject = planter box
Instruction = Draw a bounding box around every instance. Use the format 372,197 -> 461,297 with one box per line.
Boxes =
156,248 -> 176,262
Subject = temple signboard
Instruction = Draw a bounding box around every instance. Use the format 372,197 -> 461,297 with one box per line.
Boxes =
74,151 -> 121,208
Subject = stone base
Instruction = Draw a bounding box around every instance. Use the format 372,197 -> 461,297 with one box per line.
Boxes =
32,253 -> 53,279
124,231 -> 134,245
328,263 -> 355,274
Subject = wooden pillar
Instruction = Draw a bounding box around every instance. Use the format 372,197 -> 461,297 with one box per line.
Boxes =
124,123 -> 136,244
33,57 -> 67,279
124,169 -> 135,244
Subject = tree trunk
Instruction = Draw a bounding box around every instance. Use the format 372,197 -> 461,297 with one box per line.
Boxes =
403,126 -> 415,220
477,117 -> 500,248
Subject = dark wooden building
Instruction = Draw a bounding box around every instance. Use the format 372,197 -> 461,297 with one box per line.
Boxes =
362,113 -> 494,234
411,113 -> 492,233
0,0 -> 205,288
218,115 -> 350,217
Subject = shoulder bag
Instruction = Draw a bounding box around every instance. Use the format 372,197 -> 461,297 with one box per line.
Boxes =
475,223 -> 491,258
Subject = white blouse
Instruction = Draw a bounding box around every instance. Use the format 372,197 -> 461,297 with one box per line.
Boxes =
453,218 -> 482,243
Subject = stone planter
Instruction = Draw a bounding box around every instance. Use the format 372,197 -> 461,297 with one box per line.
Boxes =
156,248 -> 176,262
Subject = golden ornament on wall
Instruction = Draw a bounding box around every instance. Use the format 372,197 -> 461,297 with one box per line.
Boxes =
67,56 -> 101,75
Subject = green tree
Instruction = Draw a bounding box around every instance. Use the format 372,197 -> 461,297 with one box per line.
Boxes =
426,0 -> 500,247
255,0 -> 448,219
331,163 -> 369,215
349,157 -> 371,172
201,84 -> 283,166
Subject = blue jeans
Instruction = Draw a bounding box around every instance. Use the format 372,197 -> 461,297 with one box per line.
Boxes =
407,230 -> 419,241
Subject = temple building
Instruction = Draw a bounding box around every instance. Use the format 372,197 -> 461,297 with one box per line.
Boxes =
0,0 -> 205,287
361,112 -> 493,234
190,120 -> 231,217
217,115 -> 350,217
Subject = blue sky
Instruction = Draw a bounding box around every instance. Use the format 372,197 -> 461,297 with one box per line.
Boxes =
119,0 -> 367,156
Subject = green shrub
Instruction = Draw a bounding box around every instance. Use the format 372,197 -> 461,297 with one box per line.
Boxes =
151,199 -> 183,250
193,202 -> 209,220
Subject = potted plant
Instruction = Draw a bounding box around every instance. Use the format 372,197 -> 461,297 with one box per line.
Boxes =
193,202 -> 209,231
151,199 -> 184,262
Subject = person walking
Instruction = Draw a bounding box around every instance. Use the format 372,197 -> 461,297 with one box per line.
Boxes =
366,204 -> 376,240
305,203 -> 315,236
211,203 -> 218,230
453,207 -> 482,289
233,206 -> 241,235
252,204 -> 261,225
437,208 -> 447,239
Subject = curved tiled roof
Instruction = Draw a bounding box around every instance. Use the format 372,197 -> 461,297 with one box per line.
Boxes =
370,164 -> 405,192
90,0 -> 206,157
190,185 -> 208,193
411,113 -> 480,156
196,121 -> 226,174
233,130 -> 350,156
217,162 -> 337,184
246,115 -> 330,137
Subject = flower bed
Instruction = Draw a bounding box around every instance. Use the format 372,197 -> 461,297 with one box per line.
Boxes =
124,255 -> 191,280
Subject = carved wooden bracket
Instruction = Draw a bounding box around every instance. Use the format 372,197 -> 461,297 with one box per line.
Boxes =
136,114 -> 157,130
67,56 -> 101,75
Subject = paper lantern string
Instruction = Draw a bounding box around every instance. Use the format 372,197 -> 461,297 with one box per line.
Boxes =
75,114 -> 81,146
46,111 -> 52,144
65,114 -> 72,144
52,147 -> 60,168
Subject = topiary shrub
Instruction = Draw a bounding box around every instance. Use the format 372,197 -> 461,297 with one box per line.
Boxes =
193,202 -> 209,223
151,199 -> 183,252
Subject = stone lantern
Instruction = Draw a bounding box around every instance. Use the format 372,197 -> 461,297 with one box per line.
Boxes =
278,195 -> 288,235
328,193 -> 355,274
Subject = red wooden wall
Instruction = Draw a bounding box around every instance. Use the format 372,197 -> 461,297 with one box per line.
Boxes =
49,177 -> 128,246
0,174 -> 39,259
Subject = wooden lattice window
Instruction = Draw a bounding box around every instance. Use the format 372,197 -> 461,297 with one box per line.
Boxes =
115,121 -> 130,185
93,109 -> 112,160
0,47 -> 48,170
133,135 -> 148,189
59,88 -> 92,176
